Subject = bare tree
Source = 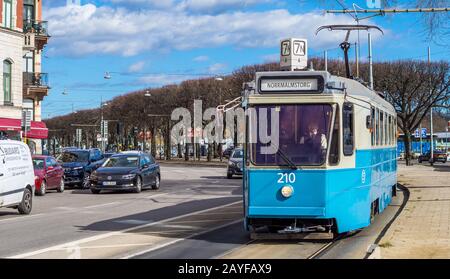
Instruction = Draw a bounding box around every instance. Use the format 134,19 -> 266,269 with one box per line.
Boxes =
373,60 -> 450,165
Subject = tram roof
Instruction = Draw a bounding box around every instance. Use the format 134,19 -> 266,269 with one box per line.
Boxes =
254,70 -> 396,114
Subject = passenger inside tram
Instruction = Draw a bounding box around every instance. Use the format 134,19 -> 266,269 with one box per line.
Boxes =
253,104 -> 332,166
299,122 -> 328,164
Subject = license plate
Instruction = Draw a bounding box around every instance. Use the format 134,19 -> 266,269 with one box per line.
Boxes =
103,181 -> 116,186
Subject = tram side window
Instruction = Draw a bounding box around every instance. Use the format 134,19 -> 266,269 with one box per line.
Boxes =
328,106 -> 339,165
380,111 -> 384,146
385,113 -> 389,145
371,107 -> 375,146
388,115 -> 392,145
343,103 -> 354,156
375,109 -> 379,146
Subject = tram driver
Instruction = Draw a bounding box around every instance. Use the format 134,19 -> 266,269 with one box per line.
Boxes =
300,122 -> 327,164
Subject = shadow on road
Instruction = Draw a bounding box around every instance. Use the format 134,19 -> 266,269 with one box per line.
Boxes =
75,196 -> 244,245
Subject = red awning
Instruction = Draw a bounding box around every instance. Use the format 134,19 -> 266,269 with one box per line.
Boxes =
0,118 -> 48,139
0,117 -> 21,131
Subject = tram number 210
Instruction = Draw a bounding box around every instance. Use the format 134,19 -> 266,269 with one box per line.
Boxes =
277,173 -> 296,184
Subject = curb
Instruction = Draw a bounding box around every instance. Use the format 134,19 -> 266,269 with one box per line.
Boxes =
364,183 -> 411,259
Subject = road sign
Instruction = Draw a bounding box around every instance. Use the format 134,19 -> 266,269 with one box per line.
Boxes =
21,110 -> 32,132
421,128 -> 427,138
414,129 -> 419,138
76,129 -> 82,143
101,120 -> 108,138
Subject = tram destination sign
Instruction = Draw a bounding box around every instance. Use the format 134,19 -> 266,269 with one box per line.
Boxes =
258,76 -> 323,94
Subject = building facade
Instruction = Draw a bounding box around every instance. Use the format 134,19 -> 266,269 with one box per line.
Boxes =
0,0 -> 49,154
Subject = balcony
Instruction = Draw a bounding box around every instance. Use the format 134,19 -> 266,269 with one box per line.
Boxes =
23,20 -> 50,50
23,72 -> 50,101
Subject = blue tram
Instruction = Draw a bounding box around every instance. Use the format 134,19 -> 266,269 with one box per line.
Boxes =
242,37 -> 397,237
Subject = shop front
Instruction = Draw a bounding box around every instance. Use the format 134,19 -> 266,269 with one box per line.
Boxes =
0,117 -> 48,154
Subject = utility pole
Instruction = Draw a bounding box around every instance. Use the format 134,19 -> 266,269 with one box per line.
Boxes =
428,46 -> 434,166
324,50 -> 328,72
355,42 -> 359,78
368,33 -> 373,90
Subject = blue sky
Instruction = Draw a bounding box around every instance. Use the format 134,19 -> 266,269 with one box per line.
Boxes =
41,0 -> 450,118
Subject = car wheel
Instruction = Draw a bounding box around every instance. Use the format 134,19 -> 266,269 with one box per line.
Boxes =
418,159 -> 422,163
18,188 -> 33,215
37,180 -> 46,196
152,175 -> 160,190
227,173 -> 233,179
91,189 -> 101,194
133,176 -> 142,193
82,172 -> 91,189
57,178 -> 65,193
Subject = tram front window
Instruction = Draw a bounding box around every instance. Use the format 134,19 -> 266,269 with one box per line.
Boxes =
251,104 -> 333,166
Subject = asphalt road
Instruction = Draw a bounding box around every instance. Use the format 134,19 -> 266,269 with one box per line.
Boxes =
0,164 -> 407,259
0,165 -> 242,258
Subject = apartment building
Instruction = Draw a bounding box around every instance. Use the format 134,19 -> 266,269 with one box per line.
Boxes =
0,0 -> 49,154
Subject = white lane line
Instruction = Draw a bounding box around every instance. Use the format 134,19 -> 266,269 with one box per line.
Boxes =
8,201 -> 242,259
0,213 -> 45,224
121,218 -> 244,259
83,202 -> 122,209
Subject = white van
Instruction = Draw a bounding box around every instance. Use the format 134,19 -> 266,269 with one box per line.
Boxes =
0,140 -> 35,214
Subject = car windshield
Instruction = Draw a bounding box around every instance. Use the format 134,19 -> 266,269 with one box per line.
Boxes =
57,151 -> 89,163
232,150 -> 243,158
103,156 -> 139,168
33,159 -> 45,169
250,104 -> 333,166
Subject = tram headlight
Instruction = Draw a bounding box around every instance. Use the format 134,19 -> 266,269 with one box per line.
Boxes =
281,186 -> 294,198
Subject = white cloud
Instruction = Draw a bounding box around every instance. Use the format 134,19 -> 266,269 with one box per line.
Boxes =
138,74 -> 195,86
128,61 -> 145,72
193,55 -> 209,62
45,4 -> 380,57
208,63 -> 227,74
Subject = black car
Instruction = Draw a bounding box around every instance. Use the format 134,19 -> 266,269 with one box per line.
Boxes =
57,148 -> 105,188
89,151 -> 160,194
227,148 -> 243,179
418,151 -> 447,163
222,146 -> 235,159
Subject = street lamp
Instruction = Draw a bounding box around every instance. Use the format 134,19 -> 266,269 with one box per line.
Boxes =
143,91 -> 152,151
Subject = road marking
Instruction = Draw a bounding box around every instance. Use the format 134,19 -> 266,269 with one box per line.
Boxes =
121,218 -> 244,259
0,213 -> 45,224
83,202 -> 122,209
8,201 -> 242,259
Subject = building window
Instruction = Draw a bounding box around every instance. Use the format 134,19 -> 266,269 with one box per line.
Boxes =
343,103 -> 354,156
3,60 -> 12,104
23,52 -> 34,73
3,0 -> 13,29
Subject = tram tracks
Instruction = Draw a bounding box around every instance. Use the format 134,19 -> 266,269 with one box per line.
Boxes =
219,235 -> 343,259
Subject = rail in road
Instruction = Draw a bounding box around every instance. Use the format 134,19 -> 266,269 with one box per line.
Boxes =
1,164 -> 408,259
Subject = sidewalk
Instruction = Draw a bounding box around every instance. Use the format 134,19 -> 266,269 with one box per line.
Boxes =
379,162 -> 450,258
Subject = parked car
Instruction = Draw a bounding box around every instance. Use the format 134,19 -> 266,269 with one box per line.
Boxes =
0,140 -> 35,214
418,151 -> 447,163
227,148 -> 244,179
89,151 -> 160,194
32,155 -> 65,196
103,152 -> 116,159
57,148 -> 105,189
222,146 -> 235,159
